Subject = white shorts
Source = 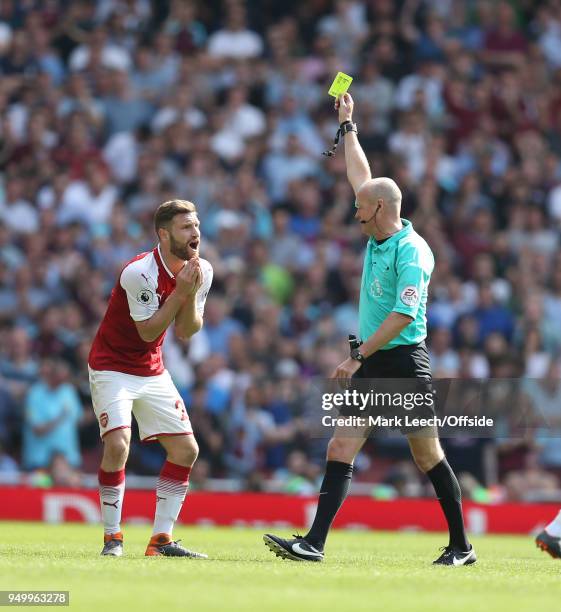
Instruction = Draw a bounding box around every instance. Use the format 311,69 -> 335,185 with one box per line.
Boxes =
88,366 -> 193,442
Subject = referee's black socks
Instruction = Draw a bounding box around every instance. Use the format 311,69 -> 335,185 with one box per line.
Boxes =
426,457 -> 470,551
304,460 -> 354,551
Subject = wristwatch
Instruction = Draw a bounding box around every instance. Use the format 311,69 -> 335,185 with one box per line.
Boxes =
350,347 -> 364,363
340,121 -> 358,136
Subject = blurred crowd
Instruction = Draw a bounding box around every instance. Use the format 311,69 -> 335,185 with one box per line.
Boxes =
1,0 -> 561,502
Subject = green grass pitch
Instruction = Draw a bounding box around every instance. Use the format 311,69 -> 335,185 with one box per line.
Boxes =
1,522 -> 560,611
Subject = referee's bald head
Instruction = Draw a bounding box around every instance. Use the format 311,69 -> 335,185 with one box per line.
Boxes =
358,178 -> 402,216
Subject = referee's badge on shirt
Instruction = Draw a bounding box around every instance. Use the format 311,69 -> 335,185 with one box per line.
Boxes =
370,278 -> 383,297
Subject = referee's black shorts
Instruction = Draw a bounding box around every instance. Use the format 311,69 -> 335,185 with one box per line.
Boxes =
348,340 -> 437,434
355,340 -> 432,381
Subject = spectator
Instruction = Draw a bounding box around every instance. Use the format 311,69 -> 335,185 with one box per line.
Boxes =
482,1 -> 528,71
0,327 -> 39,399
0,176 -> 39,235
22,359 -> 82,471
197,295 -> 244,358
428,326 -> 460,377
469,283 -> 514,346
68,26 -> 131,72
101,69 -> 152,136
207,3 -> 263,60
58,161 -> 118,227
523,360 -> 561,470
163,0 -> 207,53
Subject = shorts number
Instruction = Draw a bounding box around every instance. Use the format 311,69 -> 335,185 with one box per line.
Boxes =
175,399 -> 187,421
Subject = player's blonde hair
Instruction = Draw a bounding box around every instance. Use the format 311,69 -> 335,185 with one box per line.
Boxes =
154,199 -> 197,234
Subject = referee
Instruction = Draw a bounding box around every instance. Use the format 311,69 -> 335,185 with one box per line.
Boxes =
264,93 -> 476,567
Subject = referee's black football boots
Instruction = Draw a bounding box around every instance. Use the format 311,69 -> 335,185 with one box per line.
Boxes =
433,544 -> 477,566
263,533 -> 324,562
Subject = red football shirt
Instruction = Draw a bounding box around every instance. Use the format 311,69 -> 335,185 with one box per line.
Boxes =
89,245 -> 213,376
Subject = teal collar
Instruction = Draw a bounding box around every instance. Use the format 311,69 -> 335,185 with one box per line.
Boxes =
368,219 -> 412,251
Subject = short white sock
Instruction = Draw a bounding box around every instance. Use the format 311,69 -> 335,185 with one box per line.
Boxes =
545,509 -> 561,538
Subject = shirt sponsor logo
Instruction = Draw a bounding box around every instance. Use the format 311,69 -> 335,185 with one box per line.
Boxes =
400,285 -> 419,307
99,412 -> 108,428
137,289 -> 154,304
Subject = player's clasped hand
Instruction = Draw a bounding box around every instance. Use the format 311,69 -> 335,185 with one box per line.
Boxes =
335,92 -> 354,123
175,257 -> 203,298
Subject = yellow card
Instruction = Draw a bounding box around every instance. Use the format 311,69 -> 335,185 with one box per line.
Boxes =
328,72 -> 353,97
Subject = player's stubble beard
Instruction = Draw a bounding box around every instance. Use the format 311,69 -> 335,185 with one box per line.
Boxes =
169,233 -> 192,261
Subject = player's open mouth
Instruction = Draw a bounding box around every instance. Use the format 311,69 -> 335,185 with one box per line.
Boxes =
189,240 -> 199,250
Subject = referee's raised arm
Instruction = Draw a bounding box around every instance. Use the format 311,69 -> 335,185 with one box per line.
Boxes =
335,93 -> 371,195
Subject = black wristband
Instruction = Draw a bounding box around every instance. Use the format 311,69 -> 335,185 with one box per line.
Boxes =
340,120 -> 352,127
